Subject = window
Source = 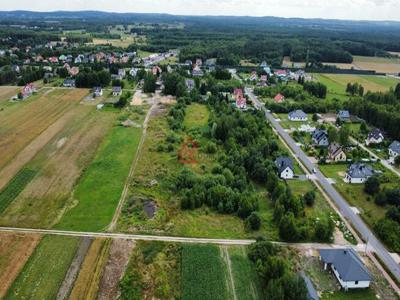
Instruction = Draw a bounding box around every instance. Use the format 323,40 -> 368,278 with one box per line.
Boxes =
355,281 -> 359,285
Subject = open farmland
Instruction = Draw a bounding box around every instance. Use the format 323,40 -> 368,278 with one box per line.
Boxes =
69,238 -> 111,300
0,109 -> 116,228
0,233 -> 41,298
55,107 -> 146,231
5,235 -> 79,300
0,88 -> 88,176
182,244 -> 230,300
315,73 -> 400,94
0,86 -> 18,104
323,55 -> 400,73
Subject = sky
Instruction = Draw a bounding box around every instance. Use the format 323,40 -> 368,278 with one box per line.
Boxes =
2,0 -> 400,22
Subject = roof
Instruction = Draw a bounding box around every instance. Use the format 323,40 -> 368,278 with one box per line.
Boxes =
328,142 -> 344,157
319,248 -> 372,282
368,128 -> 384,140
347,163 -> 374,179
275,156 -> 294,174
312,129 -> 328,142
389,141 -> 400,154
299,272 -> 319,300
289,109 -> 307,119
274,93 -> 285,102
112,86 -> 122,92
93,86 -> 102,92
338,110 -> 350,119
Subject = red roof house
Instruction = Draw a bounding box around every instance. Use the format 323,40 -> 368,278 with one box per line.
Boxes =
274,93 -> 285,103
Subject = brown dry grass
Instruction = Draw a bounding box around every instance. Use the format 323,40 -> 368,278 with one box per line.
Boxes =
0,89 -> 88,171
0,232 -> 41,298
97,239 -> 135,300
0,109 -> 115,228
69,238 -> 111,300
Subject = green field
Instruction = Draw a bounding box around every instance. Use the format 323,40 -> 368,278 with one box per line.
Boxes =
228,246 -> 262,300
5,235 -> 79,300
55,123 -> 143,231
322,289 -> 377,300
182,244 -> 230,300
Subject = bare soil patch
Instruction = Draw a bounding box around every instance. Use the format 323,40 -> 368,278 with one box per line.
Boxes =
0,232 -> 41,298
178,137 -> 199,164
97,239 -> 135,300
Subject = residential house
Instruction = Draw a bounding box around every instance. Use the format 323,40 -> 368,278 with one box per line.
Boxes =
365,129 -> 384,146
260,61 -> 268,68
275,69 -> 287,79
118,69 -> 126,78
185,79 -> 195,91
298,124 -> 316,133
63,79 -> 76,88
288,110 -> 308,121
337,110 -> 351,122
275,156 -> 295,179
249,71 -> 258,81
152,66 -> 162,76
312,129 -> 329,147
319,248 -> 372,290
344,163 -> 374,183
328,142 -> 347,162
192,65 -> 204,77
195,58 -> 203,66
205,58 -> 216,67
388,140 -> 400,164
68,67 -> 79,77
48,56 -> 58,63
260,75 -> 268,82
129,68 -> 138,77
59,54 -> 67,62
20,83 -> 36,99
234,88 -> 246,110
112,86 -> 122,97
184,60 -> 193,66
299,272 -> 319,300
93,87 -> 103,98
274,93 -> 285,103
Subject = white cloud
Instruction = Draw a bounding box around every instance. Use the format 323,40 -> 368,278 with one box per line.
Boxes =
1,0 -> 400,21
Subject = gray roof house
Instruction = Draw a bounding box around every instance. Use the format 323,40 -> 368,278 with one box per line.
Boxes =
388,141 -> 400,163
185,79 -> 195,91
312,129 -> 329,147
319,248 -> 372,290
366,128 -> 384,145
299,272 -> 319,300
112,86 -> 122,96
63,79 -> 75,88
337,110 -> 350,122
288,110 -> 308,121
345,163 -> 374,183
275,156 -> 294,179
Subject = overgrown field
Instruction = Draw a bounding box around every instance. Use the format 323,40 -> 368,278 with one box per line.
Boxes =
182,244 -> 230,300
55,107 -> 145,231
5,235 -> 79,300
0,233 -> 41,298
0,86 -> 18,104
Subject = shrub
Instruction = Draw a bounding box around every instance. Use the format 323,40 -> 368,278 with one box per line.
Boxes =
245,212 -> 261,231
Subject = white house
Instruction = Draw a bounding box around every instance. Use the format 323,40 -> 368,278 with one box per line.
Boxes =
275,157 -> 295,179
365,129 -> 384,146
344,163 -> 374,184
112,86 -> 122,96
93,87 -> 103,98
319,248 -> 372,291
288,110 -> 308,121
388,140 -> 400,164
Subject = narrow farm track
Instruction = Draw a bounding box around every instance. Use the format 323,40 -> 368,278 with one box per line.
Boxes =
107,101 -> 158,231
221,246 -> 238,300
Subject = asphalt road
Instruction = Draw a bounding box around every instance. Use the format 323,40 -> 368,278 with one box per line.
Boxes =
245,87 -> 400,282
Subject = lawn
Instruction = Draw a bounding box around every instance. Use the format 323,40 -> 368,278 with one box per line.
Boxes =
182,244 -> 230,300
5,235 -> 79,300
55,121 -> 143,232
322,289 -> 378,300
228,246 -> 262,300
183,103 -> 210,130
319,163 -> 390,226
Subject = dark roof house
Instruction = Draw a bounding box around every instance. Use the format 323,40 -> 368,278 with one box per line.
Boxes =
389,141 -> 400,155
275,156 -> 294,175
337,110 -> 350,122
319,248 -> 372,290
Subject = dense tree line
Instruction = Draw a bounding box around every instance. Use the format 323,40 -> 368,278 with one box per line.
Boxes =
348,84 -> 400,140
75,69 -> 111,88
